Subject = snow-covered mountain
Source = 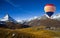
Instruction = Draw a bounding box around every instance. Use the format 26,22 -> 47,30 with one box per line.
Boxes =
23,14 -> 60,27
17,20 -> 27,24
16,14 -> 60,24
25,14 -> 49,22
0,13 -> 60,28
14,14 -> 60,25
0,14 -> 17,23
16,16 -> 40,24
52,14 -> 60,21
27,14 -> 60,21
1,13 -> 60,24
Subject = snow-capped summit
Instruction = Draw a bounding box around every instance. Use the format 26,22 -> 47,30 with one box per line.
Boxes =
0,14 -> 17,23
27,16 -> 38,21
16,20 -> 26,24
53,14 -> 60,18
52,14 -> 60,21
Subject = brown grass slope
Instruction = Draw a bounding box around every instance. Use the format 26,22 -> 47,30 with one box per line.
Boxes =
0,28 -> 60,38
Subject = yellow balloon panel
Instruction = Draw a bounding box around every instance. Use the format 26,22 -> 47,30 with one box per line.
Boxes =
44,6 -> 56,12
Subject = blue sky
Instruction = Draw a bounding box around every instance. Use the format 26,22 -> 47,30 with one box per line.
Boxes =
0,0 -> 60,20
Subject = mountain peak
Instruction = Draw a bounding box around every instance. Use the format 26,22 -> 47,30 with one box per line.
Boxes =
3,14 -> 9,20
0,14 -> 17,23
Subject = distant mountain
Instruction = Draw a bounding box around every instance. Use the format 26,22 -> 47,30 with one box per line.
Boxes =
52,14 -> 60,21
20,15 -> 48,25
0,13 -> 60,29
0,14 -> 17,24
23,14 -> 48,26
17,20 -> 28,24
24,14 -> 60,28
0,14 -> 30,29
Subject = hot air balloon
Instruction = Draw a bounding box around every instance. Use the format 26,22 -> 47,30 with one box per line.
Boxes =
44,4 -> 56,17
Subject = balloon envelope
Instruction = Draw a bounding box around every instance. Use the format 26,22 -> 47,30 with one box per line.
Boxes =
44,4 -> 56,12
44,4 -> 56,17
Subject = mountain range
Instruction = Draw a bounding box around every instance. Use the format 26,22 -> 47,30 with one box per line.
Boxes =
0,14 -> 30,29
0,14 -> 60,29
23,14 -> 60,28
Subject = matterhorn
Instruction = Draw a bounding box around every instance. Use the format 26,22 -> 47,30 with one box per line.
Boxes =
0,14 -> 17,24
